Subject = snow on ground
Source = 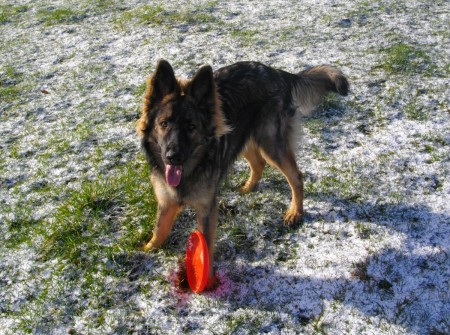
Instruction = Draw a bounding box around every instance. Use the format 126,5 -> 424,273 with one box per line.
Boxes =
0,0 -> 449,334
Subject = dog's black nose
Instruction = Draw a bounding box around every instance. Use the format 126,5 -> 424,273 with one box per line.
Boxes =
165,149 -> 184,165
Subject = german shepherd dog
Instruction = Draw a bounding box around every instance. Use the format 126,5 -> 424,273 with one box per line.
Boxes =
137,60 -> 348,288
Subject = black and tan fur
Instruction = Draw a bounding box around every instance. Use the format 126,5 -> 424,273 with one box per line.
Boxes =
137,60 -> 349,288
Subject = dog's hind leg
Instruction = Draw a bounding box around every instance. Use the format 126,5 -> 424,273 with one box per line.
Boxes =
241,140 -> 266,193
261,147 -> 304,225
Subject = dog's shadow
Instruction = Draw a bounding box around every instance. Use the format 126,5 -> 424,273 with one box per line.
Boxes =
120,158 -> 447,334
207,199 -> 449,334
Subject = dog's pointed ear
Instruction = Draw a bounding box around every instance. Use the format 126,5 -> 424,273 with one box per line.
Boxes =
150,60 -> 178,103
188,65 -> 231,138
189,65 -> 215,104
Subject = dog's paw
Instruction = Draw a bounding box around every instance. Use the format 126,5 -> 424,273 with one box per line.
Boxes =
240,185 -> 252,194
205,274 -> 219,291
142,241 -> 157,252
240,181 -> 257,194
283,209 -> 303,226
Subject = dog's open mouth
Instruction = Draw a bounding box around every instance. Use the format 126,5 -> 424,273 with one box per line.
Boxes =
165,165 -> 183,187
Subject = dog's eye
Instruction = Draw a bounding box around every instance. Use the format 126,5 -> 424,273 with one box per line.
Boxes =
160,120 -> 168,129
186,123 -> 196,132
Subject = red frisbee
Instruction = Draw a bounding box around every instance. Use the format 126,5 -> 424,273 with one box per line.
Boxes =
186,230 -> 210,293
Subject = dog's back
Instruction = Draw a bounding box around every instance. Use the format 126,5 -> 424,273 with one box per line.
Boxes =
215,61 -> 348,117
213,61 -> 349,167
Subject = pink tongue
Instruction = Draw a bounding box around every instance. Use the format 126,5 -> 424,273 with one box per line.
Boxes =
165,165 -> 182,187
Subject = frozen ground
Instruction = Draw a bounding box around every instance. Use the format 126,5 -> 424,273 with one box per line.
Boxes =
0,0 -> 449,334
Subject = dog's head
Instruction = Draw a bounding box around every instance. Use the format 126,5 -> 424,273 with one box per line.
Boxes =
137,60 -> 231,187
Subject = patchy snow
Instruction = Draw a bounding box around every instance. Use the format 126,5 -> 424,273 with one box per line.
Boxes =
1,0 -> 449,334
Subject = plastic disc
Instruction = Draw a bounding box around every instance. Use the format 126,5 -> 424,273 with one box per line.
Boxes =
186,230 -> 210,293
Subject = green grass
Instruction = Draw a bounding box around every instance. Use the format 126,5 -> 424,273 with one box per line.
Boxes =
355,222 -> 372,239
0,84 -> 22,104
405,97 -> 428,121
4,202 -> 44,248
379,43 -> 434,75
230,28 -> 260,46
40,159 -> 157,267
444,63 -> 450,75
224,311 -> 264,333
37,7 -> 87,26
0,4 -> 28,24
305,160 -> 378,204
6,165 -> 158,335
321,93 -> 347,112
4,157 -> 158,259
114,3 -> 220,30
0,65 -> 26,104
346,1 -> 408,19
132,81 -> 147,101
303,93 -> 347,135
420,133 -> 448,165
114,0 -> 262,48
422,133 -> 447,147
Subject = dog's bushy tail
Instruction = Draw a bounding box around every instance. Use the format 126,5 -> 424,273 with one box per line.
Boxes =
292,65 -> 349,116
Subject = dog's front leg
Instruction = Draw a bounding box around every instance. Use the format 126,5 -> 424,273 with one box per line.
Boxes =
195,196 -> 218,289
143,203 -> 180,251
